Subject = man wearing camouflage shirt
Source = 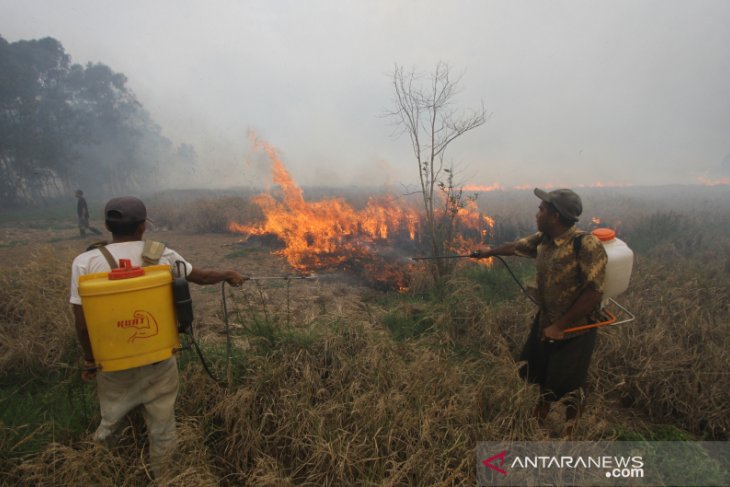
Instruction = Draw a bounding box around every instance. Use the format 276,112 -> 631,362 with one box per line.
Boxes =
473,188 -> 607,433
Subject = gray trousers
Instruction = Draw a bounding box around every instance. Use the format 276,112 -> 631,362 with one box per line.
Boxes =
93,356 -> 179,475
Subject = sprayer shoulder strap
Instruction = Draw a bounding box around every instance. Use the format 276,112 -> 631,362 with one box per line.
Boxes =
142,240 -> 166,267
97,245 -> 118,269
573,231 -> 587,286
85,240 -> 108,252
573,231 -> 586,256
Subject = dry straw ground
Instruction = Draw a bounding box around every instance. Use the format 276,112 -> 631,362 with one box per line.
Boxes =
1,187 -> 728,485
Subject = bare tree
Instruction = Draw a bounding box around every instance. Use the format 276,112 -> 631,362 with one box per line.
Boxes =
387,62 -> 487,279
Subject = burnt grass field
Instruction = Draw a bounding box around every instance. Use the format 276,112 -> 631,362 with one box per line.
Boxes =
0,186 -> 729,486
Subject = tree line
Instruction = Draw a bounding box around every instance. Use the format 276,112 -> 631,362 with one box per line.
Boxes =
0,35 -> 195,207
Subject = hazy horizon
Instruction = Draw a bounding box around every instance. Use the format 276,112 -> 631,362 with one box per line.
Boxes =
3,0 -> 730,191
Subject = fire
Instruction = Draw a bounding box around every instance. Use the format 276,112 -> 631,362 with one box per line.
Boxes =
456,200 -> 495,239
229,135 -> 495,288
580,181 -> 633,188
499,181 -> 634,191
698,176 -> 730,186
229,135 -> 420,277
463,183 -> 504,192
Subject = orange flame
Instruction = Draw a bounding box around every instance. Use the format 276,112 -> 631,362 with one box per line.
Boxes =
229,135 -> 420,275
498,181 -> 633,191
456,200 -> 495,240
463,183 -> 504,192
229,136 -> 496,287
698,176 -> 730,186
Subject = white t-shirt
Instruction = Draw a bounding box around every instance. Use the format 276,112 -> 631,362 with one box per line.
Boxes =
69,241 -> 193,305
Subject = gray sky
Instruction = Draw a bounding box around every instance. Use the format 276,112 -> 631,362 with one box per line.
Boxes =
2,0 -> 730,189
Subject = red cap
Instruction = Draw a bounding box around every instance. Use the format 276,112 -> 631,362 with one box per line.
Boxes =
108,259 -> 145,280
592,228 -> 616,242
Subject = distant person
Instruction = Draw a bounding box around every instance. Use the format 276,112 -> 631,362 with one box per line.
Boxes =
70,196 -> 246,476
472,188 -> 607,436
75,190 -> 102,237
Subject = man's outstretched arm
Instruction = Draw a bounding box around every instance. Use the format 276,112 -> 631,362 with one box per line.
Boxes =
186,268 -> 246,287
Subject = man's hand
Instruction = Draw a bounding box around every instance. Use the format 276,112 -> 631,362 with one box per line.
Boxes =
542,323 -> 565,341
470,246 -> 493,259
81,359 -> 97,381
225,271 -> 248,287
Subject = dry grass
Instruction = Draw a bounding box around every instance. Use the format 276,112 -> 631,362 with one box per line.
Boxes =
203,318 -> 538,485
0,247 -> 78,373
590,253 -> 730,439
1,188 -> 729,485
149,195 -> 263,234
12,417 -> 218,486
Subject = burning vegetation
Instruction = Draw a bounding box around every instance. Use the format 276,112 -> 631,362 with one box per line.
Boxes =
1,186 -> 730,485
228,136 -> 495,289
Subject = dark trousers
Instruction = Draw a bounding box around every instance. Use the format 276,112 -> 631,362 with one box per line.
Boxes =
519,315 -> 597,406
78,217 -> 102,237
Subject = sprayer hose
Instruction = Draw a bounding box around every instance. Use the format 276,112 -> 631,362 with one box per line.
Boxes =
179,285 -> 228,386
493,255 -> 538,305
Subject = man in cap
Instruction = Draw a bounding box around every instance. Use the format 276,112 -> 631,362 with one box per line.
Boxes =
473,188 -> 607,435
75,189 -> 102,237
69,196 -> 246,476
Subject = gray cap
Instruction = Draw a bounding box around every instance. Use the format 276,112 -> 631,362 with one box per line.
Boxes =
534,188 -> 582,223
104,196 -> 148,224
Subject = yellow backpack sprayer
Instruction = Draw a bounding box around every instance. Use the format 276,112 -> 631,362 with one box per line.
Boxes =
78,251 -> 315,382
78,260 -> 179,372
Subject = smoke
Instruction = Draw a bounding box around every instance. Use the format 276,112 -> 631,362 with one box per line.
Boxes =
2,0 -> 730,190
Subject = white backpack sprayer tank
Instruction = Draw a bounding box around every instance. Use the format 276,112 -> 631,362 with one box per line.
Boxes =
563,227 -> 636,334
592,228 -> 634,306
78,259 -> 180,372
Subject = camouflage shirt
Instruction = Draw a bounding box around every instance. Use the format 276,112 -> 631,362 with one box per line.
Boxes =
514,226 -> 607,331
